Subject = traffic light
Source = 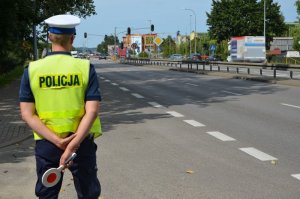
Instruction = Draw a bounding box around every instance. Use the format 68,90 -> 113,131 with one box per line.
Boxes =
84,32 -> 87,38
127,27 -> 131,35
151,24 -> 154,32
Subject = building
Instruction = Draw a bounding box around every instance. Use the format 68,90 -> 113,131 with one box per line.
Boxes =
270,37 -> 294,52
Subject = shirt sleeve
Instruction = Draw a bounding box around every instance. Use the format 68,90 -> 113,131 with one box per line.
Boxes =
85,64 -> 101,101
19,67 -> 35,102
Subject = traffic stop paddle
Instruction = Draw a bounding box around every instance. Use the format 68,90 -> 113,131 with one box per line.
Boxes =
42,153 -> 77,187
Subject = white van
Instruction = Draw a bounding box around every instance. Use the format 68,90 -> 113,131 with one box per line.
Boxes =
71,51 -> 78,58
286,51 -> 300,57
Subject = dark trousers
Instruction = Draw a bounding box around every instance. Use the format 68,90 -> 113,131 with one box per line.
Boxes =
35,135 -> 101,199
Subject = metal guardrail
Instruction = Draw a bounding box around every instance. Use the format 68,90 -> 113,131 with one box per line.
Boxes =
121,58 -> 300,80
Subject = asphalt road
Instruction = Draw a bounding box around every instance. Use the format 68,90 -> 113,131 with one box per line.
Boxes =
95,59 -> 300,198
1,59 -> 300,199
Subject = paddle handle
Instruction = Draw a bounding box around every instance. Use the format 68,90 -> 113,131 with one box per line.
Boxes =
64,153 -> 77,164
57,153 -> 77,171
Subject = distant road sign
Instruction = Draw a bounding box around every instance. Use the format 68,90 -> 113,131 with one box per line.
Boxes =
153,36 -> 163,46
210,44 -> 216,51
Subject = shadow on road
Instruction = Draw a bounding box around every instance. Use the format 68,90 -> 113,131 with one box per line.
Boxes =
96,62 -> 287,134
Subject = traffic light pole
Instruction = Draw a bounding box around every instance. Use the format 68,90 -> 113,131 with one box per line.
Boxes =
114,27 -> 117,56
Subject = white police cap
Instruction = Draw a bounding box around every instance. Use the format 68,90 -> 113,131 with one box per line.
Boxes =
44,14 -> 80,34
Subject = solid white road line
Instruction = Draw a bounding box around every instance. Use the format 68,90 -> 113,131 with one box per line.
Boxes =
9,121 -> 26,124
111,83 -> 119,86
131,93 -> 144,99
281,103 -> 300,109
291,174 -> 300,181
119,87 -> 130,91
239,147 -> 278,161
222,90 -> 241,96
166,111 -> 184,117
185,83 -> 198,87
183,120 -> 205,127
148,102 -> 163,108
206,131 -> 236,141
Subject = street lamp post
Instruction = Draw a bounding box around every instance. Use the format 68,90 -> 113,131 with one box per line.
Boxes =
32,0 -> 37,60
185,8 -> 197,54
264,0 -> 266,45
189,15 -> 192,56
264,0 -> 266,37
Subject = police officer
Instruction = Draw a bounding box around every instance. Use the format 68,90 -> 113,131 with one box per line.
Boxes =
19,14 -> 101,199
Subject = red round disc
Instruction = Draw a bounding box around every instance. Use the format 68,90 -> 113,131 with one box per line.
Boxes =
47,173 -> 57,183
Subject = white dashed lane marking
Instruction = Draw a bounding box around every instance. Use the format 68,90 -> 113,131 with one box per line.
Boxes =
131,93 -> 144,99
104,80 -> 111,82
239,147 -> 277,161
291,174 -> 300,181
185,83 -> 198,87
206,131 -> 236,141
183,120 -> 205,127
281,103 -> 300,109
166,111 -> 184,117
111,83 -> 119,86
148,102 -> 163,108
222,90 -> 241,96
119,87 -> 129,91
9,121 -> 26,124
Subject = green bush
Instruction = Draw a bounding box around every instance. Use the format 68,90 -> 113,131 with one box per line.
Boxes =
138,52 -> 149,58
0,65 -> 24,87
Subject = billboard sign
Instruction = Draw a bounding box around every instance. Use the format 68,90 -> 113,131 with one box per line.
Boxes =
131,35 -> 142,54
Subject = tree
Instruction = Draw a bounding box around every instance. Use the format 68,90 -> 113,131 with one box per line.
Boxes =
206,0 -> 287,49
0,0 -> 96,74
160,36 -> 176,58
290,25 -> 300,51
97,35 -> 119,54
296,0 -> 300,18
0,0 -> 34,73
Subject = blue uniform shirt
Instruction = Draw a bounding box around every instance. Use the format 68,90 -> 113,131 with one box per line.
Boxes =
19,52 -> 101,102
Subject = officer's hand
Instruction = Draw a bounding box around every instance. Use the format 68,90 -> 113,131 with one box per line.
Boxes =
56,134 -> 76,150
60,150 -> 74,169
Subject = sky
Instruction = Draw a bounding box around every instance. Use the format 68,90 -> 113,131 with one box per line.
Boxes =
73,0 -> 298,48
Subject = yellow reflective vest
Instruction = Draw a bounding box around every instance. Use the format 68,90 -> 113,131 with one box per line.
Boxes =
29,54 -> 101,140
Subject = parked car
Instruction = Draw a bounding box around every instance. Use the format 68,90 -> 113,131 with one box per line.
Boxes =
169,54 -> 183,61
207,55 -> 222,61
189,53 -> 202,61
99,53 -> 107,60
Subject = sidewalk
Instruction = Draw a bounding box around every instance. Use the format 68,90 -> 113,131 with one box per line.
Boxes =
0,78 -> 32,148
